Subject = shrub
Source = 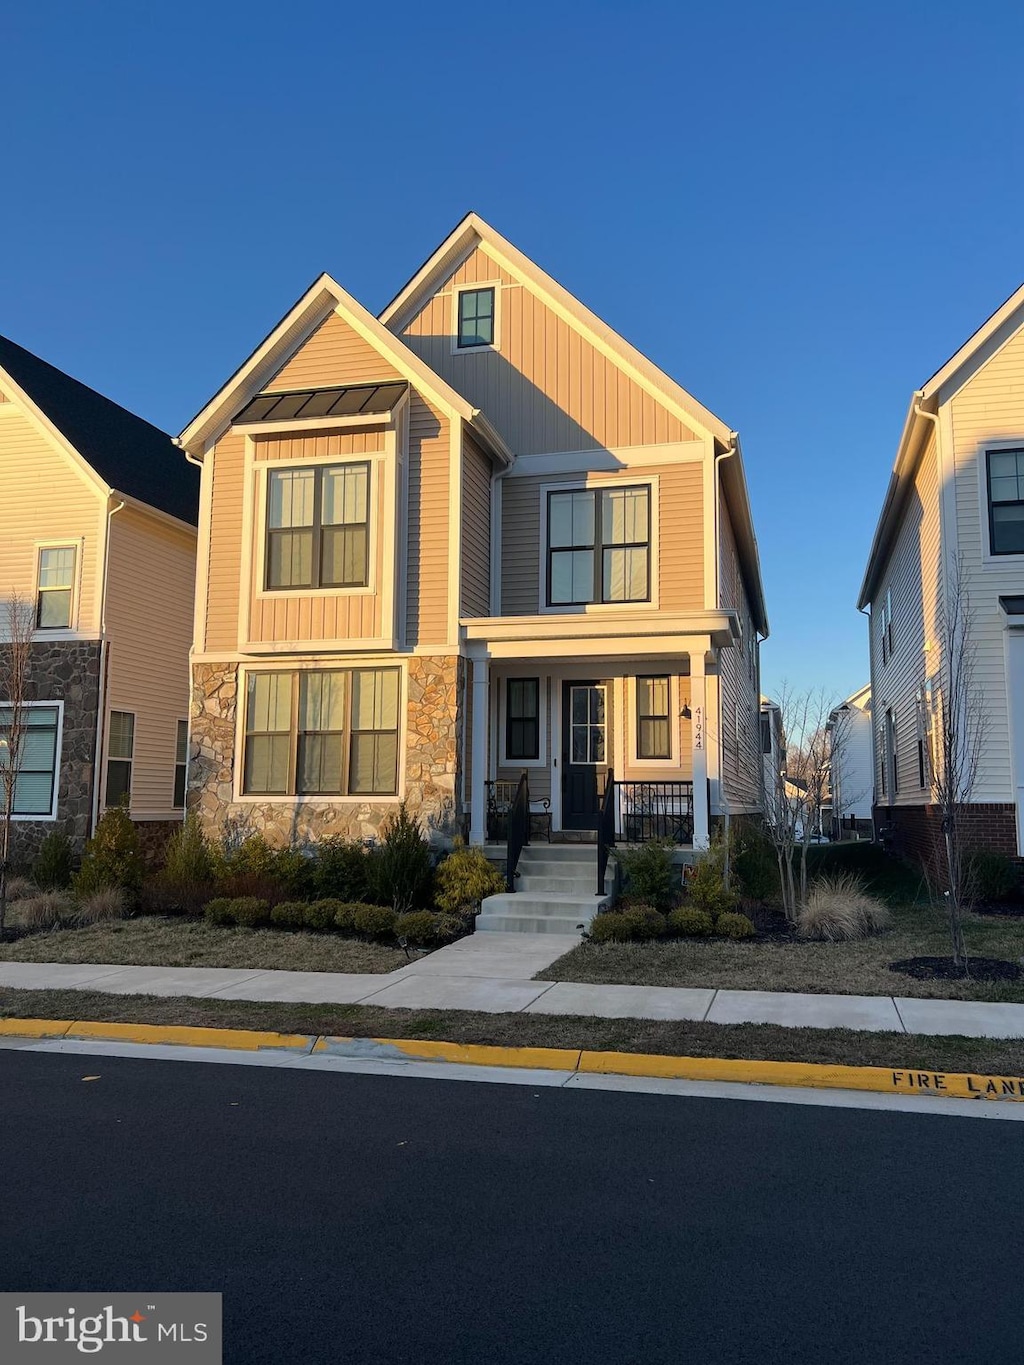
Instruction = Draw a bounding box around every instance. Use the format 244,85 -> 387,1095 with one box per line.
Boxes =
353,904 -> 398,938
686,844 -> 739,919
301,901 -> 338,932
160,814 -> 217,911
229,896 -> 270,928
270,901 -> 308,929
272,847 -> 315,900
617,840 -> 676,910
715,911 -> 756,940
668,906 -> 715,937
18,891 -> 75,931
733,826 -> 781,904
797,874 -> 891,942
588,911 -> 632,943
621,906 -> 668,940
33,830 -> 74,890
203,897 -> 235,926
365,804 -> 432,914
5,876 -> 36,903
74,887 -> 126,925
396,910 -> 442,944
434,843 -> 505,913
73,804 -> 144,901
965,851 -> 1019,904
311,838 -> 369,903
434,913 -> 467,943
331,902 -> 360,934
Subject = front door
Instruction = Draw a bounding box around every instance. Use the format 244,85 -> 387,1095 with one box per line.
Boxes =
562,681 -> 610,829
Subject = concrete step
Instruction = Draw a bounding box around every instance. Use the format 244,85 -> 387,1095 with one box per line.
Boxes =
517,873 -> 612,895
476,913 -> 594,935
518,845 -> 598,864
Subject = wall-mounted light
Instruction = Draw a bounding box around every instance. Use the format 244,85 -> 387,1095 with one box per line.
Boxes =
680,704 -> 692,719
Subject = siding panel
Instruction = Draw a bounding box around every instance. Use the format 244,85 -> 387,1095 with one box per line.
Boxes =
268,311 -> 401,390
405,395 -> 449,645
461,431 -> 492,617
718,499 -> 762,812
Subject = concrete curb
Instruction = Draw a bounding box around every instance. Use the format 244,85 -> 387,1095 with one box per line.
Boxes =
4,1015 -> 1024,1100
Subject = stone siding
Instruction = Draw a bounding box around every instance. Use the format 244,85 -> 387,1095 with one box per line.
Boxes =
189,657 -> 464,847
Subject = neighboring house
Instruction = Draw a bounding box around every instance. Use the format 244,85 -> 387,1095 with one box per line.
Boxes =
759,696 -> 785,825
859,282 -> 1024,860
0,335 -> 198,859
180,213 -> 768,854
827,683 -> 873,840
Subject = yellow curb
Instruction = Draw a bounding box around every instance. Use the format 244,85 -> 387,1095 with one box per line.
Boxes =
0,1017 -> 73,1039
315,1036 -> 581,1071
65,1021 -> 315,1052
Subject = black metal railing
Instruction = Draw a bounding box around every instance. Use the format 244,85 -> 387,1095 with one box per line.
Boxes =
505,771 -> 531,892
597,768 -> 616,896
615,780 -> 694,845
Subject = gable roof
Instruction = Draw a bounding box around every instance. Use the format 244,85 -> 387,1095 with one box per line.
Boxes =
858,282 -> 1024,608
178,273 -> 512,465
0,333 -> 198,526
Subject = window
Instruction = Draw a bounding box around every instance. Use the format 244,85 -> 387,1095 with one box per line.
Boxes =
884,707 -> 898,797
105,711 -> 134,807
505,679 -> 540,761
36,546 -> 76,629
0,704 -> 60,816
173,719 -> 188,808
636,677 -> 671,760
242,668 -> 400,797
457,287 -> 495,348
760,711 -> 772,755
886,588 -> 893,653
547,485 -> 650,605
266,463 -> 370,591
987,449 -> 1024,555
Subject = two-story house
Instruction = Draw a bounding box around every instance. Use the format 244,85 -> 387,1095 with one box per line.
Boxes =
827,684 -> 874,840
0,335 -> 198,858
859,283 -> 1024,860
180,215 -> 768,862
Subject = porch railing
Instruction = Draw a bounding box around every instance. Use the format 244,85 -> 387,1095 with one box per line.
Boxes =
614,780 -> 694,845
505,771 -> 531,893
597,768 -> 616,896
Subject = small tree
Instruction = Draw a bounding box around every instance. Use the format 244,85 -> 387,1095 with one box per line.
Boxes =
0,592 -> 36,938
366,803 -> 433,915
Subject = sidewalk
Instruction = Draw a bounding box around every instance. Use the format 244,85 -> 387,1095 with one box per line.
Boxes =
2,932 -> 1024,1039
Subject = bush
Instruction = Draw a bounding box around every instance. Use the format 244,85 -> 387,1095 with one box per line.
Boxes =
332,902 -> 360,934
33,830 -> 74,890
365,804 -> 432,914
270,901 -> 308,929
667,906 -> 715,937
965,851 -> 1019,904
73,804 -> 144,901
686,844 -> 739,919
311,838 -> 369,903
353,904 -> 398,938
621,906 -> 668,939
434,913 -> 467,942
301,901 -> 338,932
272,847 -> 315,900
588,911 -> 632,943
203,897 -> 235,926
617,840 -> 676,910
434,843 -> 505,913
395,910 -> 442,944
715,911 -> 756,940
797,875 -> 891,942
18,891 -> 75,931
74,887 -> 126,925
160,814 -> 217,911
733,826 -> 780,904
5,876 -> 36,903
229,896 -> 270,928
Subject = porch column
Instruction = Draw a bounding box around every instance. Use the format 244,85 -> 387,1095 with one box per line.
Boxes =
690,652 -> 710,850
470,656 -> 489,844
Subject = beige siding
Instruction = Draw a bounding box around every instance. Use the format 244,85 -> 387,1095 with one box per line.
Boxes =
268,311 -> 400,390
0,404 -> 103,634
500,462 -> 703,615
406,395 -> 449,645
205,430 -> 245,652
718,500 -> 762,812
461,431 -> 492,617
104,506 -> 196,817
620,676 -> 694,784
261,429 -> 384,459
398,245 -> 696,455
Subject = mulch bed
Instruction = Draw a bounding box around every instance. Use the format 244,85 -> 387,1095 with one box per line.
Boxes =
971,901 -> 1024,918
889,956 -> 1022,983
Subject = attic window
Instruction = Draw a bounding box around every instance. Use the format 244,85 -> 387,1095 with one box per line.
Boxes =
457,287 -> 495,349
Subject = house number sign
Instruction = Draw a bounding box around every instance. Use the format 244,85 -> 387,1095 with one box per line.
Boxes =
693,705 -> 704,750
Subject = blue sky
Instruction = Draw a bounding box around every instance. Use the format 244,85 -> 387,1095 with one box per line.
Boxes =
3,1 -> 1023,701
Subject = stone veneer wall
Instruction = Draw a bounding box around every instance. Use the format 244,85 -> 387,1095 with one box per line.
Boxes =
189,657 -> 464,847
6,639 -> 102,863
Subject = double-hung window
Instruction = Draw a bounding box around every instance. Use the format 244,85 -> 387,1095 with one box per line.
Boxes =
457,287 -> 495,348
636,677 -> 671,760
547,485 -> 651,606
0,704 -> 60,816
266,463 -> 370,591
105,711 -> 134,807
242,668 -> 400,797
505,679 -> 540,762
173,719 -> 188,808
36,546 -> 76,628
987,449 -> 1024,555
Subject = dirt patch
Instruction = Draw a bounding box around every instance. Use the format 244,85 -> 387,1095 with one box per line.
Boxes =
889,956 -> 1022,983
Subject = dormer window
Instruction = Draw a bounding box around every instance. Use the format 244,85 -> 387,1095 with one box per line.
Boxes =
456,287 -> 496,349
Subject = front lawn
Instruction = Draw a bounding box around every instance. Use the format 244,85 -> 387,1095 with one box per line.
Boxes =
537,904 -> 1024,1003
0,916 -> 409,974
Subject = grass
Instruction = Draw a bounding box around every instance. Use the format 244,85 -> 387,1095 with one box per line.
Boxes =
538,903 -> 1024,1002
2,986 -> 1024,1075
0,915 -> 409,974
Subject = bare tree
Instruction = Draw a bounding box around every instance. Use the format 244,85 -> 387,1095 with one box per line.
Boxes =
0,592 -> 36,938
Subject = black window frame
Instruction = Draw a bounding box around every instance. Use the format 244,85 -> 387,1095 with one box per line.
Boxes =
987,448 -> 1024,556
760,711 -> 772,755
546,485 -> 652,607
173,719 -> 188,809
456,287 -> 496,349
505,678 -> 540,762
636,676 -> 671,760
265,462 -> 371,592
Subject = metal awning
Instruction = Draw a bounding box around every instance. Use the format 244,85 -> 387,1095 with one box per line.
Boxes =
234,381 -> 408,424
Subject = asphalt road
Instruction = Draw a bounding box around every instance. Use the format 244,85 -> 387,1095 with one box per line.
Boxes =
1,1050 -> 1022,1364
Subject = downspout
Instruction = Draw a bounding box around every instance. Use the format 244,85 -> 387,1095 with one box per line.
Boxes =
179,440 -> 204,822
710,436 -> 738,822
91,495 -> 126,835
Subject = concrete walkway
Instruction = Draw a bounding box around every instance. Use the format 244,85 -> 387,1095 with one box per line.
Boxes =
2,932 -> 1024,1039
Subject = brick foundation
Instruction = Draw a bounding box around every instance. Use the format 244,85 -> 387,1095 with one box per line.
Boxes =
874,802 -> 1020,866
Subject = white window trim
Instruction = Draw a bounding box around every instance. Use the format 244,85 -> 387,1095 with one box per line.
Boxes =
625,674 -> 680,769
977,438 -> 1024,567
1,699 -> 64,822
498,674 -> 548,769
232,661 -> 407,805
32,538 -> 84,637
537,474 -> 661,615
103,708 -> 136,812
451,281 -> 503,356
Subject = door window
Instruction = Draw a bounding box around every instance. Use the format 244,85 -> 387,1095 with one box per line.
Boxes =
569,685 -> 606,764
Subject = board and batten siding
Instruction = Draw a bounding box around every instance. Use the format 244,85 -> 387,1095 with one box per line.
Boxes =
0,403 -> 103,635
461,430 -> 492,617
104,506 -> 196,817
947,323 -> 1024,802
267,310 -> 401,390
500,462 -> 703,615
405,394 -> 449,645
869,429 -> 940,806
717,499 -> 761,812
204,430 -> 245,653
397,245 -> 697,456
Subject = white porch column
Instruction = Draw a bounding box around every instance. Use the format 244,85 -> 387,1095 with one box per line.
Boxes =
470,656 -> 490,844
690,652 -> 710,850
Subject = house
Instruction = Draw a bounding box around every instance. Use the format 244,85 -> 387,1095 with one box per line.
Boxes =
827,684 -> 873,840
759,696 -> 785,825
179,214 -> 768,876
0,335 -> 198,859
859,282 -> 1024,860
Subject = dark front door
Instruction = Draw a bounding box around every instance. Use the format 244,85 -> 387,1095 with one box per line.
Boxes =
562,681 -> 610,829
